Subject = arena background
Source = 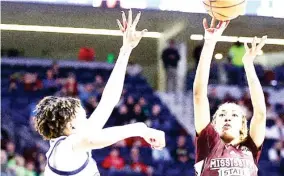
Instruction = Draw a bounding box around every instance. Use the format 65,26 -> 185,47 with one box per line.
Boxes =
1,0 -> 284,176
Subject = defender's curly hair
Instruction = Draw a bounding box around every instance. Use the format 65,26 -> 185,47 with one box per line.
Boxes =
212,102 -> 248,143
34,96 -> 81,140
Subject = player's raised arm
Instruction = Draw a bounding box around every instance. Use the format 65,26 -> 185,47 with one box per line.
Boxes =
243,36 -> 267,148
193,18 -> 229,134
78,123 -> 165,150
88,10 -> 147,130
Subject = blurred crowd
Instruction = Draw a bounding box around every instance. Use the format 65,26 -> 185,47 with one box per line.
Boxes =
2,49 -> 284,175
2,62 -> 189,176
1,141 -> 45,176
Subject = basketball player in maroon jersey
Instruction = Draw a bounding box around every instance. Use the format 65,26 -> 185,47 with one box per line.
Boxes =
193,17 -> 267,176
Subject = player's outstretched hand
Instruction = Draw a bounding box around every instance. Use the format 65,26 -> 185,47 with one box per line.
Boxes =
117,9 -> 147,49
203,17 -> 230,42
143,128 -> 166,150
243,36 -> 267,65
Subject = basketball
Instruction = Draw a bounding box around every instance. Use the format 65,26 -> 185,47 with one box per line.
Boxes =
203,0 -> 246,21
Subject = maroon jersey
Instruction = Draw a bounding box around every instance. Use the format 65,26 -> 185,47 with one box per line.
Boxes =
195,124 -> 262,176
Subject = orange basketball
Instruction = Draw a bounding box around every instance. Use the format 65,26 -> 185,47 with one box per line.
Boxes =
203,0 -> 246,21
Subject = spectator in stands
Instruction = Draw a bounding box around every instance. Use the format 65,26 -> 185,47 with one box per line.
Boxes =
23,73 -> 43,92
93,75 -> 105,94
266,118 -> 284,140
150,104 -> 171,132
227,41 -> 246,85
132,104 -> 147,123
35,153 -> 46,175
43,69 -> 58,93
1,149 -> 15,176
125,95 -> 135,115
115,105 -> 131,126
151,104 -> 161,118
128,147 -> 153,175
176,151 -> 192,168
268,141 -> 284,162
228,41 -> 245,67
25,161 -> 37,176
162,39 -> 180,93
5,141 -> 15,161
64,73 -> 78,97
79,83 -> 95,103
102,148 -> 125,170
127,61 -> 142,77
138,97 -> 150,117
84,96 -> 99,116
38,165 -> 44,176
8,74 -> 19,92
23,144 -> 39,165
7,155 -> 26,176
171,136 -> 194,163
51,62 -> 60,79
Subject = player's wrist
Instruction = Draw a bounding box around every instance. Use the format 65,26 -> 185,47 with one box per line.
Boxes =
135,122 -> 148,137
204,38 -> 218,47
243,61 -> 255,70
120,45 -> 133,52
242,56 -> 255,66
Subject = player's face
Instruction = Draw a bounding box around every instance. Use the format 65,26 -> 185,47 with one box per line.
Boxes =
71,106 -> 87,132
215,105 -> 243,142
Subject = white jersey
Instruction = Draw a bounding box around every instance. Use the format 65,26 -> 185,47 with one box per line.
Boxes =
44,136 -> 100,176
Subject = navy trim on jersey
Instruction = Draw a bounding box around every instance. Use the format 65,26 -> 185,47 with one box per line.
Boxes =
47,137 -> 90,175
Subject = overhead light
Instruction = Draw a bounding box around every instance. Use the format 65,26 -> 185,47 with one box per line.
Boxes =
190,34 -> 284,45
238,37 -> 261,43
190,34 -> 203,40
215,53 -> 223,60
0,24 -> 162,38
218,36 -> 238,42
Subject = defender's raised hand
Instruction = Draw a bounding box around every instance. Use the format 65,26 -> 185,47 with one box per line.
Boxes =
203,18 -> 230,42
117,9 -> 147,49
243,36 -> 267,65
142,128 -> 166,150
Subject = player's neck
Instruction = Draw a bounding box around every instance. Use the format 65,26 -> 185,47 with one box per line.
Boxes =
222,137 -> 240,146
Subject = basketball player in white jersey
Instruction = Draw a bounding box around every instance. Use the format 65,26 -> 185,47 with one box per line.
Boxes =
34,10 -> 165,176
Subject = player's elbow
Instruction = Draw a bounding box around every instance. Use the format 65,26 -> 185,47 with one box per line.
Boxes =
193,86 -> 201,97
253,111 -> 266,121
89,141 -> 108,149
193,83 -> 206,97
86,136 -> 113,150
193,90 -> 207,102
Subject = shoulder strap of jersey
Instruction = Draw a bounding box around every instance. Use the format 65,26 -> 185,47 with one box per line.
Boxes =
47,137 -> 90,175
